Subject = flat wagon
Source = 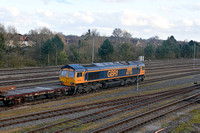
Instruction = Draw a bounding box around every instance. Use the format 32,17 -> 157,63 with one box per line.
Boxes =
0,86 -> 70,105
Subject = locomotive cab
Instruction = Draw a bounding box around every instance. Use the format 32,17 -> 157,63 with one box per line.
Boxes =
140,66 -> 145,75
60,68 -> 75,86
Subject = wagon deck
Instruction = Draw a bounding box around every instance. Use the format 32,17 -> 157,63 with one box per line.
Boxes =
0,85 -> 70,104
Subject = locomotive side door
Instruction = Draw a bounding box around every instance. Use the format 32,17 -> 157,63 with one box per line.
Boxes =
75,72 -> 84,84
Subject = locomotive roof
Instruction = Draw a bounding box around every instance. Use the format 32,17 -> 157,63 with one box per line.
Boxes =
61,61 -> 145,72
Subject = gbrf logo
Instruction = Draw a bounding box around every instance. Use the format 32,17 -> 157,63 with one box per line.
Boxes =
107,69 -> 118,77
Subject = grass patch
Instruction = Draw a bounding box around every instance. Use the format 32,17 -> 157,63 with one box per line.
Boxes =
16,117 -> 70,132
0,127 -> 22,133
171,109 -> 200,133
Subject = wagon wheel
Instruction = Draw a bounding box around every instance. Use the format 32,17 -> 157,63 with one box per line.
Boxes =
11,99 -> 19,105
3,100 -> 10,105
45,94 -> 54,99
21,98 -> 26,103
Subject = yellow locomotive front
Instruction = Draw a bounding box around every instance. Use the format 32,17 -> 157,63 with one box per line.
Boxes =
59,68 -> 75,86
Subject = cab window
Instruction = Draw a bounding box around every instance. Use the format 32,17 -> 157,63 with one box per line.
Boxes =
61,70 -> 68,76
77,72 -> 82,77
68,71 -> 75,77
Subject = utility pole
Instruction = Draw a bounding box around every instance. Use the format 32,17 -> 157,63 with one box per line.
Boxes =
193,43 -> 197,84
92,34 -> 94,64
136,75 -> 139,91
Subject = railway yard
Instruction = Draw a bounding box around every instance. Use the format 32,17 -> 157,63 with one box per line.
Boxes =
0,59 -> 200,133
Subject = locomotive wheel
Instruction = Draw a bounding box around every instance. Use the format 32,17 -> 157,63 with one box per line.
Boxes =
85,85 -> 93,92
92,83 -> 102,91
120,80 -> 125,86
125,79 -> 132,86
69,87 -> 76,95
21,98 -> 26,103
95,83 -> 102,90
76,85 -> 84,94
127,81 -> 132,86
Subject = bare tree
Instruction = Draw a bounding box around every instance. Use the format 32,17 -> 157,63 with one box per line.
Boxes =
112,28 -> 123,37
6,25 -> 19,47
0,23 -> 6,34
122,30 -> 132,38
28,27 -> 54,62
91,29 -> 100,36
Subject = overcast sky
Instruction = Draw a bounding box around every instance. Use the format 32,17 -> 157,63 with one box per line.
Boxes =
1,0 -> 200,41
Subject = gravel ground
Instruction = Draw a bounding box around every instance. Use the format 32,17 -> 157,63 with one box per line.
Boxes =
0,105 -> 112,131
138,103 -> 200,133
103,103 -> 188,133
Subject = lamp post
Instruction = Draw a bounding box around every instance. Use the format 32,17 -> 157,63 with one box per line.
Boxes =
193,43 -> 196,69
92,34 -> 94,64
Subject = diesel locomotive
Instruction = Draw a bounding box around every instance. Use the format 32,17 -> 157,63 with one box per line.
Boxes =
59,61 -> 145,94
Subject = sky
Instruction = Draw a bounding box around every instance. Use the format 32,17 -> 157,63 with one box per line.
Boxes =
1,0 -> 200,41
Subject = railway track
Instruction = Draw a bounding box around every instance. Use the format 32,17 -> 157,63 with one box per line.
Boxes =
146,68 -> 200,77
0,72 -> 58,82
0,68 -> 60,77
0,59 -> 199,132
144,70 -> 200,84
91,92 -> 200,133
144,59 -> 200,66
0,76 -> 58,86
23,85 -> 200,133
0,67 -> 199,111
